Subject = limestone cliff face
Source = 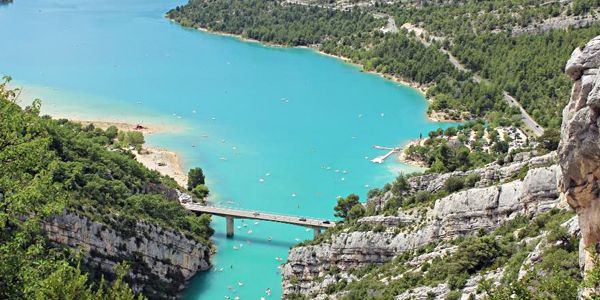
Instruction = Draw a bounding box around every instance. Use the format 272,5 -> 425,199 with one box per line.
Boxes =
43,213 -> 210,298
561,35 -> 600,273
281,157 -> 563,297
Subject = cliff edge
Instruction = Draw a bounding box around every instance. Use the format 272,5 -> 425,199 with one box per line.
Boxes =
561,35 -> 600,276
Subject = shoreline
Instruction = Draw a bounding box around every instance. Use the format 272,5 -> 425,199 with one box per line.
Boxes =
75,119 -> 177,135
396,138 -> 429,168
69,118 -> 189,188
134,146 -> 188,188
170,19 -> 463,122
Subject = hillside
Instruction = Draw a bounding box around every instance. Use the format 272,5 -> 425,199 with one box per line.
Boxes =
0,78 -> 213,299
278,34 -> 600,299
168,0 -> 600,130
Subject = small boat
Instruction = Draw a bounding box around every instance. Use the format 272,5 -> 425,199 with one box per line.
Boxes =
267,236 -> 272,241
254,221 -> 259,225
265,172 -> 271,176
259,178 -> 265,183
291,193 -> 296,197
220,157 -> 227,161
341,177 -> 345,181
247,230 -> 253,234
192,110 -> 196,114
238,281 -> 244,286
294,238 -> 300,242
233,246 -> 239,250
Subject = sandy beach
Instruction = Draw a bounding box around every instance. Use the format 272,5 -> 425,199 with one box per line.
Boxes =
134,146 -> 188,188
76,119 -> 176,135
70,119 -> 189,187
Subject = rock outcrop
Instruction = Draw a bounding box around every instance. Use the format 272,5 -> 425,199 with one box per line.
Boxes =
44,213 -> 210,298
560,35 -> 600,274
282,161 -> 562,297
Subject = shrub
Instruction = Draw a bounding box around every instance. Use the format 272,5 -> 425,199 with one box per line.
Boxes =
444,176 -> 465,193
464,173 -> 481,188
192,184 -> 209,198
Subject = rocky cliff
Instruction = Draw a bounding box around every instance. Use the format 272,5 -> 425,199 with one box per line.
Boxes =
561,35 -> 600,276
44,211 -> 210,298
281,154 -> 565,298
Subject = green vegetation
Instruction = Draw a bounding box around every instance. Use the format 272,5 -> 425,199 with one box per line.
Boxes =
334,194 -> 363,220
451,26 -> 600,128
405,121 -> 526,173
317,209 -> 579,299
0,77 -> 213,299
188,167 -> 209,199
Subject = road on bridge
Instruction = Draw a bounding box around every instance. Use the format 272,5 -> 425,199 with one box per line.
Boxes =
183,203 -> 335,237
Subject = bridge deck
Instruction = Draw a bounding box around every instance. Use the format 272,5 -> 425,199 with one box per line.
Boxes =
183,203 -> 335,229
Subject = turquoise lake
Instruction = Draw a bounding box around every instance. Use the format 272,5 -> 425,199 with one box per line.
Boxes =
0,0 -> 452,298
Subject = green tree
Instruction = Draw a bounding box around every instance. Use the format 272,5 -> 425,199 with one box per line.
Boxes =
192,184 -> 209,199
187,167 -> 205,190
334,194 -> 361,220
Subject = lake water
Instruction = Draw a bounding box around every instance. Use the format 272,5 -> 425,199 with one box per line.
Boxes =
0,0 -> 451,298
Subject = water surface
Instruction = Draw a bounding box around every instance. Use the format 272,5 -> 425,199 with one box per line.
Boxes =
0,1 -> 451,298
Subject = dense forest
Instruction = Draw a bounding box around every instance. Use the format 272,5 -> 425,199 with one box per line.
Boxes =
0,77 -> 213,299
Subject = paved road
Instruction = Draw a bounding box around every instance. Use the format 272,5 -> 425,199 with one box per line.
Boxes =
183,203 -> 336,229
502,91 -> 545,136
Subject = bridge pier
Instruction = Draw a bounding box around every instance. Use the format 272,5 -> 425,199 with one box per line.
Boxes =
226,216 -> 234,238
313,227 -> 321,238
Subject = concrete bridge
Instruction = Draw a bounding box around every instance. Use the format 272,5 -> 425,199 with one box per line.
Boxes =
183,203 -> 336,238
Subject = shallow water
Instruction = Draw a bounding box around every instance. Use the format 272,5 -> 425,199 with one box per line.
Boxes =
0,0 -> 452,298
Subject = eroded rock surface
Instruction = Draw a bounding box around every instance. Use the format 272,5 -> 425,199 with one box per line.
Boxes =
560,35 -> 600,273
44,213 -> 210,298
282,161 -> 562,297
